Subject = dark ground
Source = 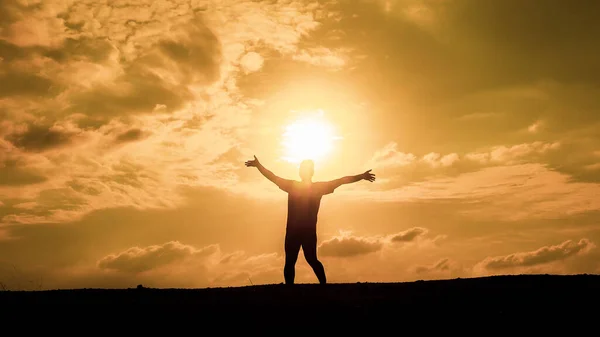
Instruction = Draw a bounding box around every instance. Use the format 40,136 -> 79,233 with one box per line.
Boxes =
1,274 -> 598,331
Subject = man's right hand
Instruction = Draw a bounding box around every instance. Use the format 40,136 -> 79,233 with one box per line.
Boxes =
245,155 -> 260,168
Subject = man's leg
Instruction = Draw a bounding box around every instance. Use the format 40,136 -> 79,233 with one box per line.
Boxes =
302,233 -> 326,284
284,232 -> 301,285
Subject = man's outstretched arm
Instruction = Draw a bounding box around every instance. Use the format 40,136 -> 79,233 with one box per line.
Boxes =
328,169 -> 376,190
245,155 -> 290,189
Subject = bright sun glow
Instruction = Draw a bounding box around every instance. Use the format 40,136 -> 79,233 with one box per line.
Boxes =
281,111 -> 340,164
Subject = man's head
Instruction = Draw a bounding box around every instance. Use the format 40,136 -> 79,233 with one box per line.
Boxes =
299,159 -> 314,181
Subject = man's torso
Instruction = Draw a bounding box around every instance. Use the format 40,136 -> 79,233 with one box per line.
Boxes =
285,182 -> 332,233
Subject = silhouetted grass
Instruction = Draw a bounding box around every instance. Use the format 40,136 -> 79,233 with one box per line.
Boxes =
1,274 -> 597,330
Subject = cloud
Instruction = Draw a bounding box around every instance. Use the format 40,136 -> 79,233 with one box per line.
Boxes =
0,0 -> 339,229
414,258 -> 451,274
292,47 -> 347,70
319,227 -> 442,258
584,163 -> 600,171
66,18 -> 222,119
390,227 -> 428,242
94,240 -> 282,288
410,258 -> 466,280
360,140 -> 565,197
528,120 -> 544,133
97,241 -> 218,273
319,0 -> 600,175
114,128 -> 150,144
422,152 -> 460,168
319,234 -> 383,257
475,239 -> 595,272
0,159 -> 47,186
6,123 -> 81,152
0,68 -> 54,98
368,142 -> 416,169
467,141 -> 561,165
12,202 -> 37,210
368,141 -> 560,175
353,163 -> 600,221
0,0 -> 68,48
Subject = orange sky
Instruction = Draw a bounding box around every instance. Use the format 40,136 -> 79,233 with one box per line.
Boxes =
1,0 -> 600,289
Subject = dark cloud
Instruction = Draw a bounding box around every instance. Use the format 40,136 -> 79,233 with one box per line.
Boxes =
97,241 -> 218,273
319,235 -> 383,257
6,124 -> 78,152
0,16 -> 221,127
478,239 -> 595,270
68,67 -> 190,118
0,159 -> 46,186
0,39 -> 30,62
114,128 -> 149,144
67,19 -> 221,120
390,227 -> 428,243
0,0 -> 36,32
0,42 -> 54,100
43,37 -> 116,63
157,20 -> 221,83
0,69 -> 53,98
0,38 -> 115,101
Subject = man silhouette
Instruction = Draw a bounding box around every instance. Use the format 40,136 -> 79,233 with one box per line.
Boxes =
245,156 -> 375,285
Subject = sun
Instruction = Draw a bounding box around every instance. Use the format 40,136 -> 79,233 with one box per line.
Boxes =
281,111 -> 340,164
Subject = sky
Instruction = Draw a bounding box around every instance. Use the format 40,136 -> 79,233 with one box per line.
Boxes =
1,0 -> 600,290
